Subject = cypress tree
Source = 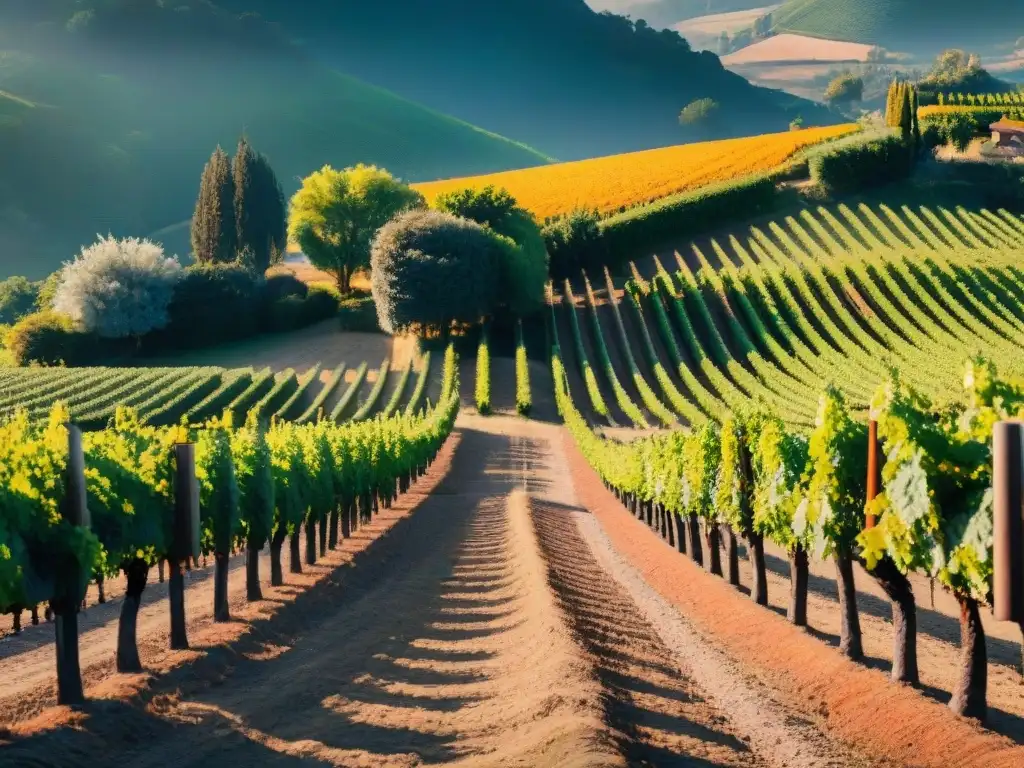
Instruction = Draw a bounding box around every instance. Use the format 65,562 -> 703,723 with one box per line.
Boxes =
251,153 -> 288,272
885,80 -> 899,127
232,136 -> 257,268
232,137 -> 287,273
191,146 -> 236,264
911,86 -> 921,153
900,85 -> 913,145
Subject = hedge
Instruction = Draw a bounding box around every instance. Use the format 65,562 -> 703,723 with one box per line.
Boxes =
8,276 -> 342,366
918,105 -> 1021,133
598,173 -> 781,266
808,130 -> 911,196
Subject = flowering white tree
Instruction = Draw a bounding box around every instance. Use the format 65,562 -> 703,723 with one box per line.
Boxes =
53,235 -> 183,339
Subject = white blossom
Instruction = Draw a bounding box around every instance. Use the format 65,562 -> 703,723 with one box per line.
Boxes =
53,235 -> 182,338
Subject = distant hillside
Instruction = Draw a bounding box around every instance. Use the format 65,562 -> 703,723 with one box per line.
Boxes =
0,2 -> 551,278
601,0 -> 770,28
217,0 -> 836,161
769,0 -> 1008,52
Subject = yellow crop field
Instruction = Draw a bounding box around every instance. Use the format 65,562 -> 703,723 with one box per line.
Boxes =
412,124 -> 859,220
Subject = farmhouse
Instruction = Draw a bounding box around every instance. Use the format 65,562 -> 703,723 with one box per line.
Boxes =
990,118 -> 1024,150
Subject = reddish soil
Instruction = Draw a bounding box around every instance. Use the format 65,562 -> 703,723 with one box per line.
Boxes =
1,412 -> 857,767
0,435 -> 459,728
562,430 -> 1024,768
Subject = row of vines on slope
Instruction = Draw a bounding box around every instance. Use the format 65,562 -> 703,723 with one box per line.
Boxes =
0,345 -> 459,690
552,314 -> 1014,722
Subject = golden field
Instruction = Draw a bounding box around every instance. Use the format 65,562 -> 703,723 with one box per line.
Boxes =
411,124 -> 859,220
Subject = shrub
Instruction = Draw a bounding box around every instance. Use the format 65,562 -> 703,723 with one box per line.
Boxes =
156,262 -> 263,350
302,285 -> 340,324
515,320 -> 531,416
599,175 -> 779,265
679,98 -> 719,126
543,209 -> 607,280
264,273 -> 308,302
434,186 -> 547,315
371,209 -> 500,335
53,235 -> 183,339
267,295 -> 307,333
5,311 -> 101,366
338,295 -> 380,333
264,287 -> 339,334
0,276 -> 39,325
808,131 -> 910,196
475,325 -> 491,416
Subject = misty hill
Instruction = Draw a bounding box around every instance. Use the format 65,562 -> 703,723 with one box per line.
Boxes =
593,0 -> 770,29
769,0 -> 1009,52
216,0 -> 834,161
0,1 -> 551,278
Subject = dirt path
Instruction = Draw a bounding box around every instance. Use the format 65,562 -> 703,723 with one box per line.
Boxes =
0,413 -> 861,767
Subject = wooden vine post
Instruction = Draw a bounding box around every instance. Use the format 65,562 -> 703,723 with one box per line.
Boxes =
865,419 -> 881,529
54,423 -> 88,706
170,442 -> 200,650
992,420 -> 1024,666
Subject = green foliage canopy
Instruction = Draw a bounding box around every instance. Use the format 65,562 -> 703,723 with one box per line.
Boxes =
288,164 -> 424,295
824,73 -> 864,106
370,209 -> 504,335
433,186 -> 548,315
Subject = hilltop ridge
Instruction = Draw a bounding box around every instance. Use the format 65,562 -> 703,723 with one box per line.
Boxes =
215,0 -> 835,160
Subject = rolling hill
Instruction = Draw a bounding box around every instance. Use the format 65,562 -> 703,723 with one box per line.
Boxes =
215,0 -> 835,161
0,2 -> 552,278
587,0 -> 769,28
768,0 -> 1009,52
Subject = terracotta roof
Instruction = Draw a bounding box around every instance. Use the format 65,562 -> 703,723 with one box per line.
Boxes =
991,118 -> 1024,133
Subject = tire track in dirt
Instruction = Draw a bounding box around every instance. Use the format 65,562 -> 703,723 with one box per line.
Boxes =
531,500 -> 766,766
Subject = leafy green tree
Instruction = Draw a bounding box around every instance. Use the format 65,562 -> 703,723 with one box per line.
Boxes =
433,186 -> 547,315
947,113 -> 976,152
34,271 -> 61,312
370,209 -> 501,335
0,276 -> 39,325
288,164 -> 424,295
542,209 -> 606,280
679,98 -> 720,126
232,137 -> 287,273
191,146 -> 236,265
824,73 -> 864,107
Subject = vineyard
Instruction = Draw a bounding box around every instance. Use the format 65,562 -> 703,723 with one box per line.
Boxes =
0,345 -> 457,693
928,93 -> 1024,107
411,124 -> 858,220
549,200 -> 1024,734
553,202 -> 1024,431
0,348 -> 437,433
5,211 -> 1024,764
